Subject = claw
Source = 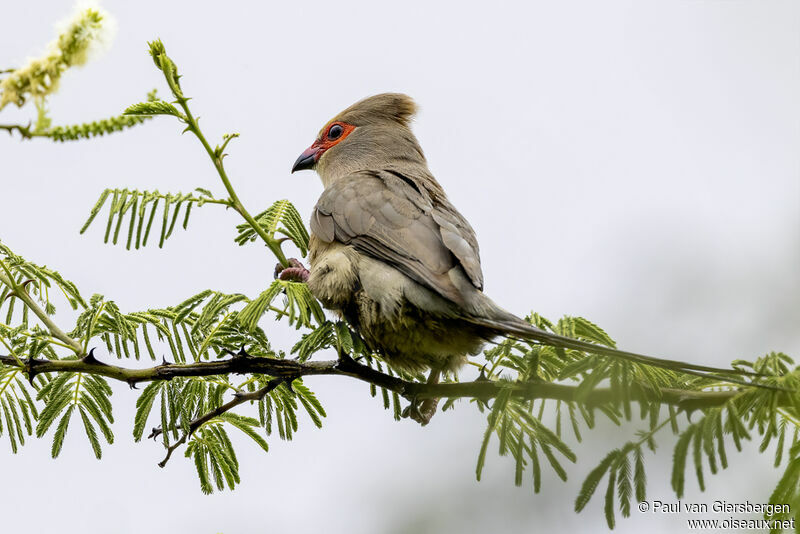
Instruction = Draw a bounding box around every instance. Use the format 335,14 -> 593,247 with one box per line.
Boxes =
274,258 -> 310,283
402,396 -> 439,426
402,369 -> 442,426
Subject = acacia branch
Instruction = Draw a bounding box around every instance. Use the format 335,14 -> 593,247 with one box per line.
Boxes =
152,376 -> 284,467
0,350 -> 769,412
0,271 -> 83,354
155,53 -> 290,268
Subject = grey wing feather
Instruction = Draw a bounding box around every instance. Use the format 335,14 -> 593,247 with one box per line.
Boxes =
432,207 -> 483,290
311,207 -> 336,243
311,169 -> 483,305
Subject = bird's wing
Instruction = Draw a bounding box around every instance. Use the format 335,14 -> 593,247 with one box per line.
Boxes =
311,169 -> 483,305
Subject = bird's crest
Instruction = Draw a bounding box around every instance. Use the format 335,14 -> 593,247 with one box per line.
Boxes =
332,93 -> 418,128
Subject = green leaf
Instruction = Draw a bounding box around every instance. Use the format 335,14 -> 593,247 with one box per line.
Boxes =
235,199 -> 310,256
124,100 -> 185,119
79,406 -> 102,459
604,466 -> 617,529
133,382 -> 163,441
671,425 -> 695,498
576,450 -> 617,512
218,412 -> 269,453
476,387 -> 512,481
634,447 -> 647,502
238,282 -> 284,332
51,405 -> 75,458
616,451 -> 632,517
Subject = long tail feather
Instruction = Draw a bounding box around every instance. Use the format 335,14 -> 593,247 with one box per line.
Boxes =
468,313 -> 774,388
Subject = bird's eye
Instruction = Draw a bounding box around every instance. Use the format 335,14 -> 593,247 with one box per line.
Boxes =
328,124 -> 344,140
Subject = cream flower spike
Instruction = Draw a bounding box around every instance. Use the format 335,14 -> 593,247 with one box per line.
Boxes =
0,2 -> 115,110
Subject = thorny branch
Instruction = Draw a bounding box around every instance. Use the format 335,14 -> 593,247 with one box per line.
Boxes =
0,123 -> 33,139
0,349 -> 781,412
4,345 -> 770,462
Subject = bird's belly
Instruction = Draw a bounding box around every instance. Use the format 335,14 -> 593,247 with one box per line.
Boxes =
308,242 -> 485,373
349,291 -> 484,373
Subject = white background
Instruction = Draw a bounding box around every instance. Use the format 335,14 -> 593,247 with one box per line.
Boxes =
1,1 -> 798,533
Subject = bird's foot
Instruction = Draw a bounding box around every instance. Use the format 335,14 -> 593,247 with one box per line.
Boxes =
274,258 -> 309,283
402,396 -> 440,426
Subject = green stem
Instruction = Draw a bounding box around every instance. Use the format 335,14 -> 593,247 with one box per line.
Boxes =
0,264 -> 83,355
168,87 -> 289,267
0,323 -> 73,351
632,415 -> 676,449
82,302 -> 106,353
0,336 -> 24,369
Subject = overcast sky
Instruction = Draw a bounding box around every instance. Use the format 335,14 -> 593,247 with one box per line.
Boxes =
1,1 -> 798,533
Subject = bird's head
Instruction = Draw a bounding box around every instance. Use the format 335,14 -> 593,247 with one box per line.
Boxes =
291,93 -> 426,186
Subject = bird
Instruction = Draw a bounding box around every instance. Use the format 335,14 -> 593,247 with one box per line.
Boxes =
286,93 -> 761,424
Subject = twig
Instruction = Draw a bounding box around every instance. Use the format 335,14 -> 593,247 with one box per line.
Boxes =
0,124 -> 33,139
153,377 -> 285,467
0,269 -> 83,354
158,60 -> 290,268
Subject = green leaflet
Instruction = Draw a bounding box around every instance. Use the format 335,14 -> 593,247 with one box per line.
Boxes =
80,188 -> 226,250
234,199 -> 310,256
35,371 -> 114,459
239,280 -> 323,332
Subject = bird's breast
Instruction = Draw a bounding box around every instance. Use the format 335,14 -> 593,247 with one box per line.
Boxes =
307,237 -> 360,310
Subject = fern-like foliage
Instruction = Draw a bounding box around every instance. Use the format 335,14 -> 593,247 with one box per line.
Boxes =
475,313 -> 800,529
36,368 -> 114,458
235,199 -> 310,256
476,386 -> 577,490
0,363 -> 39,453
575,443 -> 648,529
239,279 -> 324,332
0,238 -> 330,491
80,187 -> 228,249
66,290 -> 275,363
30,90 -> 161,142
0,240 -> 86,318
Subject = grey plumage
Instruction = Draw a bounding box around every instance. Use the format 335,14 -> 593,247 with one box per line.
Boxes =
294,93 -> 756,384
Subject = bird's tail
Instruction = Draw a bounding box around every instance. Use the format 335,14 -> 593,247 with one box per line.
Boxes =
466,305 -> 768,387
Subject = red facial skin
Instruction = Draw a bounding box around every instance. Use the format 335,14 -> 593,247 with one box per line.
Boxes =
298,121 -> 356,163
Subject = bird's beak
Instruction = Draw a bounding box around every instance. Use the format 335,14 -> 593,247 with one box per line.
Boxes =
291,145 -> 322,173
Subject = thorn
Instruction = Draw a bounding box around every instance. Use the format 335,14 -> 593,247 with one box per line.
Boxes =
127,379 -> 138,390
335,349 -> 356,370
234,345 -> 251,359
81,348 -> 107,366
475,365 -> 491,382
3,279 -> 36,302
25,355 -> 39,385
161,355 -> 170,366
283,374 -> 301,393
20,279 -> 36,293
82,347 -> 97,363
